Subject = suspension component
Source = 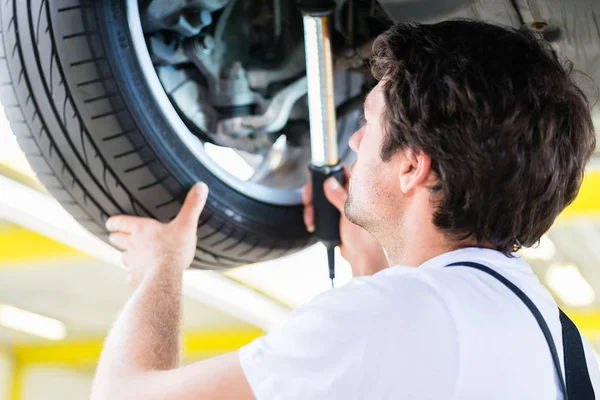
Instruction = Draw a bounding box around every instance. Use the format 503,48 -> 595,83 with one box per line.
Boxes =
143,0 -> 219,36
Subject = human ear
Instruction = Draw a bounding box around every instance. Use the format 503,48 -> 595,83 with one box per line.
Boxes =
398,148 -> 432,194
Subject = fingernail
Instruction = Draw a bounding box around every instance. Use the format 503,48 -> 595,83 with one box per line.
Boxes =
196,182 -> 208,195
326,178 -> 340,190
307,224 -> 315,233
105,218 -> 113,230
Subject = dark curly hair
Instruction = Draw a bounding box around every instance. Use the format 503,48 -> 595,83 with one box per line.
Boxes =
371,20 -> 596,255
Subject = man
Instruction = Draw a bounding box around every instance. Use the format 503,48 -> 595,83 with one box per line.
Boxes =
91,20 -> 599,399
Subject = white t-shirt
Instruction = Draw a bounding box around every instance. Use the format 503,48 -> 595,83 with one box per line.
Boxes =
239,247 -> 600,399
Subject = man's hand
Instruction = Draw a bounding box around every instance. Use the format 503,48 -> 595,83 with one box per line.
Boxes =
303,167 -> 389,277
105,183 -> 209,286
93,182 -> 255,400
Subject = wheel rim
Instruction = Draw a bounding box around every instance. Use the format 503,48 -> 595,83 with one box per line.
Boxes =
126,0 -> 360,206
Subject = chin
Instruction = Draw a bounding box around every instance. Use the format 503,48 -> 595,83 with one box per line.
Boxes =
344,198 -> 356,222
345,200 -> 363,227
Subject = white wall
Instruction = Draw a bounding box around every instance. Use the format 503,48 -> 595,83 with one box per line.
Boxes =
22,366 -> 93,400
0,352 -> 13,400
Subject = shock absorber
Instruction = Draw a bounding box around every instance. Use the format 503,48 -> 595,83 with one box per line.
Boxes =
299,0 -> 345,287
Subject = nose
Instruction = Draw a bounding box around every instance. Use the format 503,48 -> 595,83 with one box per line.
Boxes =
348,128 -> 363,153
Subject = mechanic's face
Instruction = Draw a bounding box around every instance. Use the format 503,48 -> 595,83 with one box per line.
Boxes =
345,82 -> 403,236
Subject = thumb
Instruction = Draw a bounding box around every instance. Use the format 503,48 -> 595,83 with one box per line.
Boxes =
174,183 -> 209,228
324,177 -> 348,213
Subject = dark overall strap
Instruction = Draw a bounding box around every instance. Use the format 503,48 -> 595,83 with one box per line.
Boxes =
445,261 -> 594,400
559,309 -> 596,399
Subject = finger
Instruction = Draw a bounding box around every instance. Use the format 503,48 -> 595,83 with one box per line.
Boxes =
174,183 -> 209,228
302,182 -> 312,206
106,215 -> 140,233
303,203 -> 315,233
108,232 -> 130,250
324,177 -> 348,213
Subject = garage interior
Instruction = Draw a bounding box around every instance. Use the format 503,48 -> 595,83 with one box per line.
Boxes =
1,105 -> 599,399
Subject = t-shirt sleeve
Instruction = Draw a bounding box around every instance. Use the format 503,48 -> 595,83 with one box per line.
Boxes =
238,273 -> 460,400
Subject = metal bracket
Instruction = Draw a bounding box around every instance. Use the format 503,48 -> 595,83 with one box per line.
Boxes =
217,77 -> 308,137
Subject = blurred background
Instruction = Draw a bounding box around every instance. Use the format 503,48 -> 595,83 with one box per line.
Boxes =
0,103 -> 599,399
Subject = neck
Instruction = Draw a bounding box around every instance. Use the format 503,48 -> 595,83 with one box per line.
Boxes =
383,234 -> 456,268
378,206 -> 459,267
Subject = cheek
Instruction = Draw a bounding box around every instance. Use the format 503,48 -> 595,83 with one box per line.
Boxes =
352,134 -> 384,192
354,158 -> 379,198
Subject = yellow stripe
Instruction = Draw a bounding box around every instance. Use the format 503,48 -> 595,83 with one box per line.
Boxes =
15,339 -> 104,367
8,361 -> 23,400
0,225 -> 84,264
14,328 -> 264,366
559,169 -> 600,220
563,309 -> 600,332
183,328 -> 264,360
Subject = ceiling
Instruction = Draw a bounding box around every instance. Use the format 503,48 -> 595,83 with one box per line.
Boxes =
0,249 -> 254,344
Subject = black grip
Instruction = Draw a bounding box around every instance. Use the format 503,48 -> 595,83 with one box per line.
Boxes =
310,163 -> 345,249
297,0 -> 335,14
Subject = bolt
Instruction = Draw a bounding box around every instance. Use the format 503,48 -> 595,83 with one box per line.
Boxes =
530,22 -> 548,31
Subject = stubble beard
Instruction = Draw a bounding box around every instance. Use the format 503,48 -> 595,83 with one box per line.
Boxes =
345,189 -> 373,232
